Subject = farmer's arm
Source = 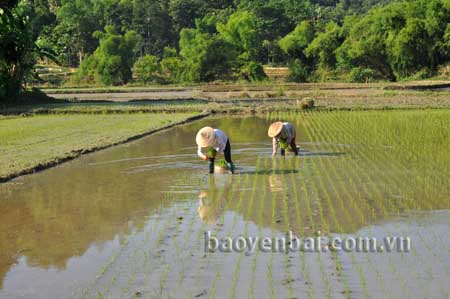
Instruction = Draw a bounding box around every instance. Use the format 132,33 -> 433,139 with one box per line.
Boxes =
197,146 -> 208,160
272,137 -> 278,156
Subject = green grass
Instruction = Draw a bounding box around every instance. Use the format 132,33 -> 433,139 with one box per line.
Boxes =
0,113 -> 200,181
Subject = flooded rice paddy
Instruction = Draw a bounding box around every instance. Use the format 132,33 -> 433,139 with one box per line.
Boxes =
0,110 -> 449,299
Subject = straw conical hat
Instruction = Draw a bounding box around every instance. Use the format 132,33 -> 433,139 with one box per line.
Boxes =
268,122 -> 283,137
196,127 -> 215,147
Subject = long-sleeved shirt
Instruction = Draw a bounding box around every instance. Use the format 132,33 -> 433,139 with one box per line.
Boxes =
197,129 -> 228,159
272,122 -> 296,153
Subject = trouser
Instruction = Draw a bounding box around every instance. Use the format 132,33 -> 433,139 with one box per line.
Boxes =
209,139 -> 233,173
280,138 -> 299,156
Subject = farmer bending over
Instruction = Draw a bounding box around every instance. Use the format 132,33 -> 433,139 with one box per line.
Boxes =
196,127 -> 235,174
268,121 -> 299,156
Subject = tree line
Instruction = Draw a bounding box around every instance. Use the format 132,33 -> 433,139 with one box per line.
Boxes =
1,0 -> 450,98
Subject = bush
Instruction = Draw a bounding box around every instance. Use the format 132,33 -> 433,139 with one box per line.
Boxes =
348,67 -> 377,83
287,59 -> 310,82
406,68 -> 433,80
239,61 -> 266,81
160,56 -> 184,83
133,55 -> 159,84
75,27 -> 141,86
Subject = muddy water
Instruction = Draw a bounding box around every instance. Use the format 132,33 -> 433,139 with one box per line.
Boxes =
0,115 -> 449,299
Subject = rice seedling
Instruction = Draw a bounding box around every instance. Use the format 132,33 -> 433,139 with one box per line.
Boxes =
302,113 -> 353,298
312,111 -> 450,298
231,166 -> 260,299
312,112 -> 396,292
206,175 -> 241,289
308,113 -> 366,297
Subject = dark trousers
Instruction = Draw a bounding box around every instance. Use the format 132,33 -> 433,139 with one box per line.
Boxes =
280,138 -> 299,156
224,139 -> 232,163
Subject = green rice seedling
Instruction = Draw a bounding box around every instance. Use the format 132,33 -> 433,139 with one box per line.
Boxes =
296,119 -> 345,297
177,211 -> 199,285
311,111 -> 367,222
321,113 -> 424,298
198,175 -> 240,297
329,112 -> 415,214
231,174 -> 250,229
278,162 -> 295,297
295,156 -> 315,298
231,158 -> 261,298
139,207 -> 180,289
302,111 -> 352,297
248,156 -> 270,299
312,110 -> 450,299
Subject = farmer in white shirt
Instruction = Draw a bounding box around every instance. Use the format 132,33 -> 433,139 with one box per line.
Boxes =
196,127 -> 235,174
268,121 -> 299,156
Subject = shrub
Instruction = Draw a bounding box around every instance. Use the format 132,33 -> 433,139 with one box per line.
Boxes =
348,67 -> 377,83
239,61 -> 266,81
133,55 -> 159,84
75,27 -> 141,86
287,59 -> 310,82
160,56 -> 184,83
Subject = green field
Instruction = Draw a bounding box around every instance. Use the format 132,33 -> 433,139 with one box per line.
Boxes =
0,113 -> 200,181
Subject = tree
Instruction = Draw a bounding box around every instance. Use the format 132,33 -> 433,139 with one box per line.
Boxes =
0,0 -> 53,100
279,20 -> 316,81
54,0 -> 101,66
76,26 -> 141,85
133,55 -> 159,84
217,11 -> 260,61
169,0 -> 234,33
132,0 -> 175,58
279,21 -> 315,58
335,6 -> 400,80
216,11 -> 266,81
387,18 -> 431,77
305,22 -> 343,69
179,27 -> 237,82
160,56 -> 184,83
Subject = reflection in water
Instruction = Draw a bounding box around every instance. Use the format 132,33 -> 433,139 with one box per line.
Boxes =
268,174 -> 283,193
197,176 -> 233,225
0,114 -> 449,298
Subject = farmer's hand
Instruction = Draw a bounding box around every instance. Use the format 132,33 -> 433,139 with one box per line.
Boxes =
201,155 -> 209,161
272,151 -> 276,157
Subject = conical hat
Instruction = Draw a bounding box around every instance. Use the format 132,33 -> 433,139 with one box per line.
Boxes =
268,122 -> 283,137
196,127 -> 215,147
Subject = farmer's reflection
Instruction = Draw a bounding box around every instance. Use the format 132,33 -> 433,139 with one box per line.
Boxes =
268,174 -> 284,192
197,175 -> 232,224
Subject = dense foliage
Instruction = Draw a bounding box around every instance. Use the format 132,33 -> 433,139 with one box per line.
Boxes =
1,0 -> 450,94
0,0 -> 55,100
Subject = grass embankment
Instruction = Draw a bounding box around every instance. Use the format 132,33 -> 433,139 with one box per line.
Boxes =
0,113 -> 204,182
25,82 -> 450,114
2,88 -> 450,115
